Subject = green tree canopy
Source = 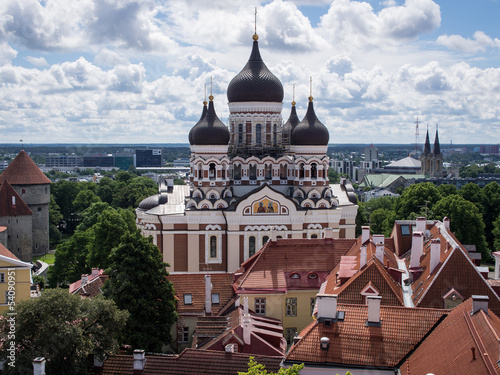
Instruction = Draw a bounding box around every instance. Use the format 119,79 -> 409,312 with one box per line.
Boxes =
238,357 -> 304,375
493,213 -> 500,251
102,231 -> 177,352
437,184 -> 457,197
481,182 -> 500,248
72,189 -> 102,214
395,182 -> 441,219
0,289 -> 128,375
111,176 -> 157,208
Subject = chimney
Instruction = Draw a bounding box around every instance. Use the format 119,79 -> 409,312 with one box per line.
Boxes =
360,246 -> 367,269
33,357 -> 45,375
320,337 -> 330,350
316,294 -> 338,320
416,216 -> 426,233
430,238 -> 441,274
243,296 -> 249,315
325,228 -> 333,240
205,274 -> 212,315
133,350 -> 146,371
94,355 -> 104,369
81,274 -> 88,287
443,216 -> 450,230
270,226 -> 277,242
293,335 -> 301,346
373,235 -> 385,264
471,295 -> 489,315
409,232 -> 424,269
91,268 -> 99,277
225,343 -> 236,353
361,226 -> 370,244
366,295 -> 382,326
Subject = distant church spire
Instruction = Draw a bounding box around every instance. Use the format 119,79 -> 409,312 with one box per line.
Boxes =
433,124 -> 441,156
423,128 -> 431,156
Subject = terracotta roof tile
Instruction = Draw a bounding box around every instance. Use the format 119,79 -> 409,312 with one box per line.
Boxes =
167,273 -> 235,315
100,348 -> 282,375
0,150 -> 51,185
401,298 -> 500,375
285,304 -> 448,369
235,238 -> 356,293
0,180 -> 33,217
0,242 -> 20,261
69,270 -> 106,294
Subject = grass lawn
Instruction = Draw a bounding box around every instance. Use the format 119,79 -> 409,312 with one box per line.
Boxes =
33,253 -> 56,265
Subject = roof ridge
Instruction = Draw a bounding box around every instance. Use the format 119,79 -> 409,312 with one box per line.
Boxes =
235,242 -> 268,289
372,256 -> 405,306
463,311 -> 497,375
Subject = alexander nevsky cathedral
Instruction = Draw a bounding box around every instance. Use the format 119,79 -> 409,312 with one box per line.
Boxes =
136,33 -> 358,273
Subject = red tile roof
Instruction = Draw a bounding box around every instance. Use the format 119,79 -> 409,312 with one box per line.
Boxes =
0,242 -> 20,261
167,273 -> 235,315
0,180 -> 33,217
401,298 -> 500,375
69,270 -> 108,298
99,348 -> 282,375
234,238 -> 356,293
285,303 -> 448,369
0,150 -> 51,185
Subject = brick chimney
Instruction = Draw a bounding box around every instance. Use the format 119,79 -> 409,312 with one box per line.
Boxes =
205,274 -> 212,315
81,274 -> 88,287
361,226 -> 370,244
366,295 -> 382,326
430,238 -> 441,274
91,268 -> 99,277
416,216 -> 426,233
471,295 -> 489,315
409,232 -> 424,269
316,294 -> 338,320
443,216 -> 450,230
360,246 -> 367,269
133,350 -> 146,371
33,357 -> 45,375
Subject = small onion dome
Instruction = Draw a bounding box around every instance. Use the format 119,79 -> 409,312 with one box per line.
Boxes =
138,193 -> 168,210
292,97 -> 329,146
227,34 -> 284,103
189,96 -> 230,146
188,100 -> 208,145
283,101 -> 300,136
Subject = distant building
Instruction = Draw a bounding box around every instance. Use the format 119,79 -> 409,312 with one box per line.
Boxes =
364,144 -> 379,162
173,158 -> 190,167
479,145 -> 499,154
113,154 -> 134,170
420,128 -> 444,177
136,148 -> 163,168
45,155 -> 83,168
83,153 -> 114,168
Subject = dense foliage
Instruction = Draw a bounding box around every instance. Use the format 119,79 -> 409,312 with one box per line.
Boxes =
238,357 -> 304,375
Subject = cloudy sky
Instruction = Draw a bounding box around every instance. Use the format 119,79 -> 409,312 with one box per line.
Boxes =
0,0 -> 499,145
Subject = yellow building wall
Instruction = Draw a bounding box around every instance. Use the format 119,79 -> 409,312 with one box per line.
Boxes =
0,260 -> 32,313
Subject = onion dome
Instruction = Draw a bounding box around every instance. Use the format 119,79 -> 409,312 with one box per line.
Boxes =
189,96 -> 230,146
188,100 -> 208,145
227,34 -> 284,103
283,101 -> 300,136
291,97 -> 329,146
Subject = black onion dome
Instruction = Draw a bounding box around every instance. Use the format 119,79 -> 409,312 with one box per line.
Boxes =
227,35 -> 284,103
292,98 -> 329,146
189,101 -> 208,145
283,102 -> 300,134
190,97 -> 230,146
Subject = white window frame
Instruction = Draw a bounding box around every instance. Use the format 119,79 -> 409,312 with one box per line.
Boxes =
184,294 -> 192,305
286,297 -> 297,317
204,230 -> 222,264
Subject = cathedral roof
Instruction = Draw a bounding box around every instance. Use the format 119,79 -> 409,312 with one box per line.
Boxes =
189,97 -> 230,146
0,150 -> 51,185
227,34 -> 284,103
291,98 -> 329,146
188,101 -> 207,145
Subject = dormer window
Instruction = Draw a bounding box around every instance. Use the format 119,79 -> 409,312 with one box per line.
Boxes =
184,294 -> 192,305
308,272 -> 318,279
290,273 -> 300,279
211,293 -> 220,304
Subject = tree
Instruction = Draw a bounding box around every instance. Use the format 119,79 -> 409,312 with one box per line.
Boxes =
102,231 -> 177,352
395,182 -> 441,219
49,194 -> 63,243
493,213 -> 500,251
239,357 -> 304,375
72,189 -> 101,214
370,209 -> 397,237
432,195 -> 489,259
458,183 -> 485,212
111,176 -> 157,209
437,184 -> 457,197
0,289 -> 128,375
481,182 -> 500,248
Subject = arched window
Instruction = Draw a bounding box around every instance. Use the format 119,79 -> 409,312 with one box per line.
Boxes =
256,124 -> 262,145
262,236 -> 269,246
273,124 -> 277,145
238,124 -> 243,144
250,164 -> 257,180
265,164 -> 272,179
198,164 -> 203,180
210,236 -> 217,258
311,163 -> 317,179
21,188 -> 26,194
234,164 -> 241,180
299,163 -> 305,179
280,164 -> 287,180
249,236 -> 256,257
209,163 -> 216,180
311,234 -> 318,239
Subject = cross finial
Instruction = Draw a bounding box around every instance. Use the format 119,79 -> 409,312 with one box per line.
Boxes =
309,77 -> 313,101
209,76 -> 214,101
255,8 -> 257,35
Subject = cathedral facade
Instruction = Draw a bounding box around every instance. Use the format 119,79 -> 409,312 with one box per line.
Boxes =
136,34 -> 358,273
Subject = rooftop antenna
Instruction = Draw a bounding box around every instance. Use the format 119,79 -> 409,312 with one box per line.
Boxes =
414,117 -> 420,157
20,135 -> 24,148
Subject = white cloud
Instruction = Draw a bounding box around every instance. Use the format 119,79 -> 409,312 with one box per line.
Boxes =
25,56 -> 48,67
437,31 -> 500,53
94,49 -> 129,67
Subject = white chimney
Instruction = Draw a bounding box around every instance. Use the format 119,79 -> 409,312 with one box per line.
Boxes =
33,357 -> 45,375
443,216 -> 450,230
430,238 -> 441,274
243,296 -> 249,314
205,274 -> 212,315
325,228 -> 333,239
320,337 -> 330,350
471,295 -> 489,315
316,294 -> 338,320
367,295 -> 382,325
360,246 -> 367,269
373,235 -> 385,264
270,226 -> 277,241
133,350 -> 146,371
81,274 -> 88,287
225,343 -> 236,353
361,226 -> 370,244
410,232 -> 424,269
91,268 -> 99,277
416,217 -> 426,233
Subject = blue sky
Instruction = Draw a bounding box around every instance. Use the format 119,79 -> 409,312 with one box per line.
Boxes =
0,0 -> 499,145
